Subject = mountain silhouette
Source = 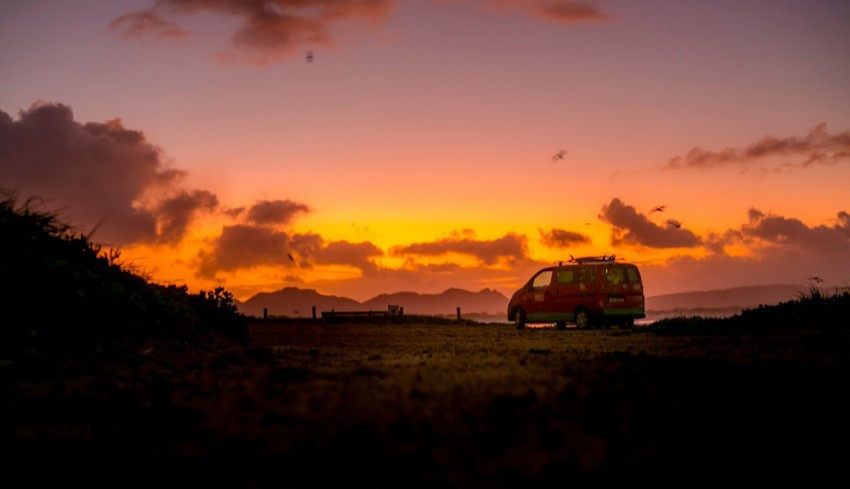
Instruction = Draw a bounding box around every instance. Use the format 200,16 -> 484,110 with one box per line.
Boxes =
236,287 -> 509,318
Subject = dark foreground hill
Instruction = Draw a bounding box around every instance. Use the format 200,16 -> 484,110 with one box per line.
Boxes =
0,191 -> 248,351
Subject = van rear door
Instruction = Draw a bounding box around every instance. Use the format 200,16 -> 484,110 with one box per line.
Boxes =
601,265 -> 644,316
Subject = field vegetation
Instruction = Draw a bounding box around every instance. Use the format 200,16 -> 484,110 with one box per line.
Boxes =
2,190 -> 848,487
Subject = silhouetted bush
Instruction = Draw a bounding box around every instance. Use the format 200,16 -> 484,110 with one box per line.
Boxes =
0,190 -> 247,353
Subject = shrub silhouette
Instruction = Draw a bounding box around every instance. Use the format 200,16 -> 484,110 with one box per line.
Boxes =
0,190 -> 247,353
647,284 -> 849,334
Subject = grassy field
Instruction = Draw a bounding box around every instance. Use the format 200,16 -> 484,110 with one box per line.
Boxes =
6,315 -> 849,488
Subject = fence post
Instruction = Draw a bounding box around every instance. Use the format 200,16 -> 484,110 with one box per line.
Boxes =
457,307 -> 461,320
264,307 -> 268,320
312,306 -> 316,320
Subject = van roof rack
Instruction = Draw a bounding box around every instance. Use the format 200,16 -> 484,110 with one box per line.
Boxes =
568,254 -> 617,264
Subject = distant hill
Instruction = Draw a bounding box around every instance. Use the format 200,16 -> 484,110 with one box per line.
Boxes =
236,287 -> 510,318
644,284 -> 809,313
237,287 -> 362,318
363,288 -> 508,316
237,283 -> 833,321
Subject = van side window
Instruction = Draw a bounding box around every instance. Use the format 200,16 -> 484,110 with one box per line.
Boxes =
578,267 -> 595,283
605,267 -> 624,284
626,266 -> 639,283
556,269 -> 574,284
532,271 -> 553,289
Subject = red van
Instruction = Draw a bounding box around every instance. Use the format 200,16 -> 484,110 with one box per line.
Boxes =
507,255 -> 645,329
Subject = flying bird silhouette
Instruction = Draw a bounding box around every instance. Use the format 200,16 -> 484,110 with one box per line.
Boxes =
551,149 -> 568,162
651,205 -> 667,213
665,219 -> 682,229
287,252 -> 296,262
807,276 -> 824,283
306,50 -> 313,63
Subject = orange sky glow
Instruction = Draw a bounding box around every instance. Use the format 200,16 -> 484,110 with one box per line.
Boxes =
2,0 -> 849,303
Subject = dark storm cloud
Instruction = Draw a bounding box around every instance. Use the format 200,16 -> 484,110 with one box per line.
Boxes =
316,240 -> 384,273
196,222 -> 383,279
246,199 -> 311,226
741,208 -> 850,252
598,198 -> 701,248
155,190 -> 219,244
390,230 -> 529,266
112,0 -> 396,66
663,123 -> 850,172
0,101 -> 212,246
196,224 -> 296,278
539,228 -> 591,248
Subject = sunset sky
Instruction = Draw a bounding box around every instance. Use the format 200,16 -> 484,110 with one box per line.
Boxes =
2,0 -> 849,303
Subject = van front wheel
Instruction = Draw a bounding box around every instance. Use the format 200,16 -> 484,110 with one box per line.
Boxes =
575,309 -> 590,329
514,309 -> 527,329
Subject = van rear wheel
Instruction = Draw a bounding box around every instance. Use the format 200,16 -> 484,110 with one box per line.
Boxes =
575,309 -> 590,329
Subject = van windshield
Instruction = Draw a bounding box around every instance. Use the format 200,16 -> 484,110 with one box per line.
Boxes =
532,271 -> 553,288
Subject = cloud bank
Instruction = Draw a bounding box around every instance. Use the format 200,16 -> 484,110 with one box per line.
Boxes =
111,0 -> 397,66
0,101 -> 210,245
111,0 -> 609,65
663,123 -> 850,173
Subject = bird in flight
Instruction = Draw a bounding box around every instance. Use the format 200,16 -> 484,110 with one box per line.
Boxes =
651,205 -> 667,213
287,252 -> 296,263
306,50 -> 313,63
665,219 -> 682,229
552,149 -> 568,162
807,276 -> 824,283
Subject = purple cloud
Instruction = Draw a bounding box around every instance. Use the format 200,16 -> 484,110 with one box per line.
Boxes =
111,0 -> 397,66
539,228 -> 592,247
391,230 -> 530,266
0,101 -> 206,246
663,123 -> 850,172
598,198 -> 701,248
